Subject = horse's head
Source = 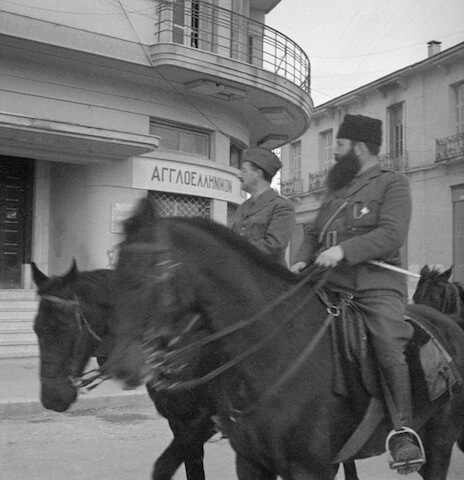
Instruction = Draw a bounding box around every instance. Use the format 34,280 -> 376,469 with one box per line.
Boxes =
32,260 -> 110,412
108,199 -> 200,388
413,265 -> 463,319
107,197 -> 297,389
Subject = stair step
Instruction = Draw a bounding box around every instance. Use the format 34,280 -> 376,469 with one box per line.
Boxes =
0,301 -> 39,311
0,321 -> 33,332
0,309 -> 36,320
0,333 -> 37,345
0,344 -> 38,358
0,290 -> 36,301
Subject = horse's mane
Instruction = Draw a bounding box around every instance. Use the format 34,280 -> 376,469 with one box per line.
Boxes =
174,216 -> 300,282
421,267 -> 447,281
123,198 -> 300,283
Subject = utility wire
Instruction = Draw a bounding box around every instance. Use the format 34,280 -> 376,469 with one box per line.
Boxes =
113,0 -> 228,136
0,0 -> 152,15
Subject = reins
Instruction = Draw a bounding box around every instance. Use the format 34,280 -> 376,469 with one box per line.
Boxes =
154,267 -> 334,395
160,265 -> 331,367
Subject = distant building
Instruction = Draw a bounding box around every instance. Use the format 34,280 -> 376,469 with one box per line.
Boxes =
281,40 -> 464,293
0,0 -> 312,357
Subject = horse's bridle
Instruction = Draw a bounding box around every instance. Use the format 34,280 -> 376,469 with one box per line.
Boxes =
40,294 -> 105,388
41,294 -> 102,342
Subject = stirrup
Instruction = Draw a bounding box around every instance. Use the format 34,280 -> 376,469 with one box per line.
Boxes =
386,427 -> 426,474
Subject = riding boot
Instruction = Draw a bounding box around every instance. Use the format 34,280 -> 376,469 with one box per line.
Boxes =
382,365 -> 424,474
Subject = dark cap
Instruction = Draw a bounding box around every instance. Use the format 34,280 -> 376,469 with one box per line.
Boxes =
242,147 -> 282,178
336,114 -> 382,146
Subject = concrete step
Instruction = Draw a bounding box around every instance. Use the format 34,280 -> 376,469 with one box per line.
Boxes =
0,300 -> 39,311
0,289 -> 36,300
0,292 -> 39,359
0,343 -> 38,358
0,320 -> 34,333
0,309 -> 36,320
0,333 -> 37,345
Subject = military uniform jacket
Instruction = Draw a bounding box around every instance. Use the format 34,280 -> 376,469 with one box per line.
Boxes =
232,188 -> 295,265
296,164 -> 411,294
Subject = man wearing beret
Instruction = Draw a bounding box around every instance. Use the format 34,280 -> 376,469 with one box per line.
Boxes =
232,147 -> 295,265
291,114 -> 423,473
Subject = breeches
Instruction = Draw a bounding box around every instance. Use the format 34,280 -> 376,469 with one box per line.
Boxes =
356,292 -> 414,369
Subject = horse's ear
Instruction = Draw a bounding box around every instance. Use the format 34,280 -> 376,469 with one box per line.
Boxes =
31,262 -> 49,287
123,198 -> 159,236
63,258 -> 79,283
440,266 -> 453,281
420,265 -> 430,276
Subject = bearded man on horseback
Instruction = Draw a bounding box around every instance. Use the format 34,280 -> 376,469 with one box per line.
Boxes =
291,114 -> 423,473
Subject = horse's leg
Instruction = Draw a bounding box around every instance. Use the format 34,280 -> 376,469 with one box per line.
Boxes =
183,420 -> 216,480
183,441 -> 206,480
236,454 -> 276,480
287,463 -> 338,480
151,437 -> 185,480
342,461 -> 359,480
418,411 -> 460,480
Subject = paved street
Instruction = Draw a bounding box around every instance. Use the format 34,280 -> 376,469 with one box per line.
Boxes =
2,397 -> 464,480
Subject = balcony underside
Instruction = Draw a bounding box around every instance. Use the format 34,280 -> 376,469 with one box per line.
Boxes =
150,43 -> 312,148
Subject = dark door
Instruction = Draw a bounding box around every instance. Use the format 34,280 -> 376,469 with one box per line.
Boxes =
0,157 -> 33,288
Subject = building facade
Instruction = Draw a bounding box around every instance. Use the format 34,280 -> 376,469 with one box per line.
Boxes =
0,0 -> 312,286
0,0 -> 312,356
280,41 -> 464,294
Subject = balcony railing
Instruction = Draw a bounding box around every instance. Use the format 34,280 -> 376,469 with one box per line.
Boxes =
436,132 -> 464,163
155,0 -> 311,93
379,152 -> 409,171
308,169 -> 328,193
281,177 -> 303,196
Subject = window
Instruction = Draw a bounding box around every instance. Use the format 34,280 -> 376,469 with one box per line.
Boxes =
456,83 -> 464,133
150,120 -> 210,158
318,129 -> 333,170
388,103 -> 404,158
248,35 -> 255,64
227,202 -> 238,227
289,140 -> 302,179
230,144 -> 243,169
172,0 -> 186,44
148,191 -> 211,218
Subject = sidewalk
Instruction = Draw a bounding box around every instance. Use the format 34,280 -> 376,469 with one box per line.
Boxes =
0,356 -> 149,417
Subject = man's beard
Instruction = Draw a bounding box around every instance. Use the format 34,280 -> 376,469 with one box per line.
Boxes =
326,148 -> 361,192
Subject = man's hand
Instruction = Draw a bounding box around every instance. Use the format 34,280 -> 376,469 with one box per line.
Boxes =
290,261 -> 307,273
315,246 -> 344,267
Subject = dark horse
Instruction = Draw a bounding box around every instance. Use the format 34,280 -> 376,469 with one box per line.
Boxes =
31,261 -> 217,480
106,199 -> 464,480
413,265 -> 464,329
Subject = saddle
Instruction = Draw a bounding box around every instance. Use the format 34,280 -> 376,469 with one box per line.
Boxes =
325,289 -> 462,462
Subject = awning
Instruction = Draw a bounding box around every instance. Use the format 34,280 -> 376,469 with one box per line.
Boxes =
0,112 -> 159,163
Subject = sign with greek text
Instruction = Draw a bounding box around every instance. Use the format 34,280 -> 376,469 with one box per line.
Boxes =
132,158 -> 243,203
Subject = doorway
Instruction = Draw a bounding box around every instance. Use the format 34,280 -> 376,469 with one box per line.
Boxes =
0,157 -> 34,288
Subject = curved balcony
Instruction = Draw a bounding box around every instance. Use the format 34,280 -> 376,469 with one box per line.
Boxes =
151,0 -> 312,147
